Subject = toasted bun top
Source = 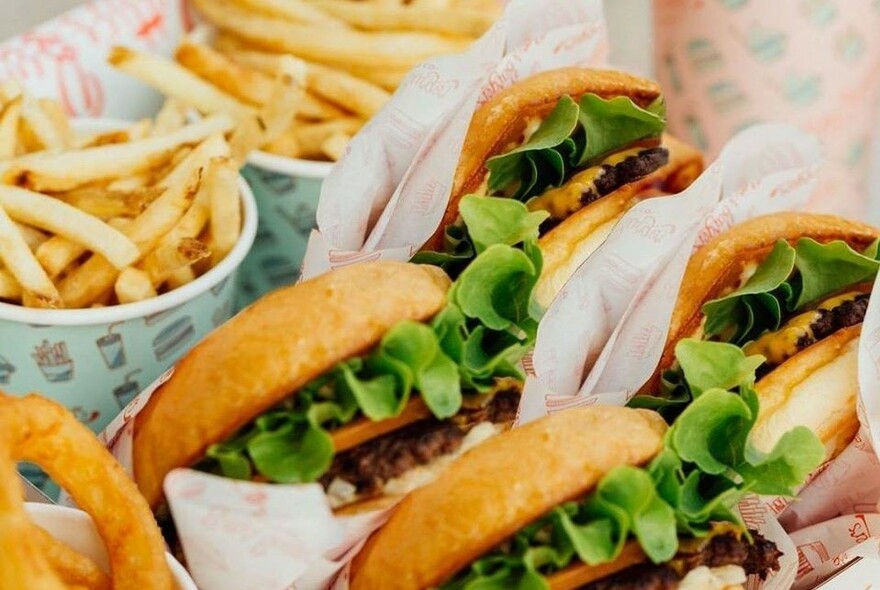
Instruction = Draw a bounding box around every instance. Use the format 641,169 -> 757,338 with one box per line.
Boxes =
133,261 -> 452,507
424,67 -> 663,250
649,212 -> 879,388
350,406 -> 667,590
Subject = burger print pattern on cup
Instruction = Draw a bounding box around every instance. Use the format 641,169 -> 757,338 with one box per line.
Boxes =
236,166 -> 321,309
654,0 -> 880,218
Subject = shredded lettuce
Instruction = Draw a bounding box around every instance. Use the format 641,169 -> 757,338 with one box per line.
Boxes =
485,94 -> 666,202
199,198 -> 544,484
444,340 -> 824,589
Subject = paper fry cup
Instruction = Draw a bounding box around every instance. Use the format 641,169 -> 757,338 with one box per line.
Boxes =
26,502 -> 197,590
0,118 -> 257,494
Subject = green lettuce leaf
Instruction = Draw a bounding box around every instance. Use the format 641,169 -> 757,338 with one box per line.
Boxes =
485,93 -> 665,202
199,197 -> 544,485
702,238 -> 880,346
445,340 -> 824,589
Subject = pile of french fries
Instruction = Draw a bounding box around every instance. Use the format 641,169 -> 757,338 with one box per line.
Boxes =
109,0 -> 500,162
0,66 -> 302,309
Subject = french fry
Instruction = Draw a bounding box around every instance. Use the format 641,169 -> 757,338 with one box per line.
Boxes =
339,64 -> 408,91
109,46 -> 255,118
192,0 -> 472,69
157,133 -> 230,190
0,203 -> 60,307
165,266 -> 196,289
176,39 -> 285,106
54,186 -> 160,220
12,222 -> 48,251
0,186 -> 140,269
307,62 -> 390,119
320,131 -> 351,161
2,115 -> 234,191
152,99 -> 187,136
19,95 -> 69,151
206,157 -> 241,264
306,0 -> 496,37
35,237 -> 85,280
58,169 -> 202,307
261,129 -> 301,158
0,268 -> 21,301
142,238 -> 210,285
235,0 -> 348,26
37,99 -> 76,146
0,97 -> 22,159
288,117 -> 363,158
115,267 -> 157,304
76,119 -> 152,149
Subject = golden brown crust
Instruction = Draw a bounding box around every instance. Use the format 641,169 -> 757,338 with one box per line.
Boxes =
752,325 -> 861,461
349,406 -> 667,590
133,261 -> 452,508
645,212 -> 879,392
424,67 -> 666,251
535,133 -> 703,305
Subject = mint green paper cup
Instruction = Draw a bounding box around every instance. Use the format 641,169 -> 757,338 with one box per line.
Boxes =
236,152 -> 331,308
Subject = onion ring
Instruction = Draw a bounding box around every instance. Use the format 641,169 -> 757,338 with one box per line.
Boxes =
0,393 -> 173,590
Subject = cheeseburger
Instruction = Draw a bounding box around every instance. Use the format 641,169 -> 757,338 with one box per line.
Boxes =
351,392 -> 822,590
636,212 -> 880,463
134,255 -> 541,511
420,68 -> 703,304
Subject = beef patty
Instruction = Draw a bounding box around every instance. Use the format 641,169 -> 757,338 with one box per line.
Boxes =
539,147 -> 669,233
320,388 -> 520,496
581,531 -> 781,590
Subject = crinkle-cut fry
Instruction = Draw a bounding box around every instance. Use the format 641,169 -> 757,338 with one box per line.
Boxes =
152,99 -> 187,136
0,203 -> 60,307
143,238 -> 210,286
29,524 -> 111,590
0,268 -> 21,300
192,0 -> 472,69
0,186 -> 140,269
206,157 -> 241,264
58,169 -> 201,308
109,46 -> 254,118
307,0 -> 496,37
0,393 -> 174,590
165,265 -> 196,289
320,131 -> 351,161
0,97 -> 22,159
2,114 -> 234,192
235,0 -> 348,26
289,117 -> 363,159
115,267 -> 157,304
306,62 -> 390,119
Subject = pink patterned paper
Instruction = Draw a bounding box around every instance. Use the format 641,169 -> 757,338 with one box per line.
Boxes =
0,0 -> 189,118
790,514 -> 880,589
654,0 -> 880,219
301,0 -> 609,279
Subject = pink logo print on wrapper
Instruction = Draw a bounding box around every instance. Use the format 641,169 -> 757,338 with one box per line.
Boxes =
628,324 -> 663,361
407,64 -> 460,99
544,393 -> 597,415
327,250 -> 383,270
849,514 -> 873,544
797,541 -> 829,577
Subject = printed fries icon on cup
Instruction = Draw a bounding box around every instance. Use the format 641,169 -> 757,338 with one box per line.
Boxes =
31,339 -> 74,383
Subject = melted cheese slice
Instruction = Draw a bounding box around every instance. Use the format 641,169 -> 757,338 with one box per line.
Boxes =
527,147 -> 649,220
742,291 -> 863,366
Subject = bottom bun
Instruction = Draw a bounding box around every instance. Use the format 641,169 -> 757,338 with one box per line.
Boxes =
535,134 -> 702,307
350,406 -> 667,590
752,325 -> 861,462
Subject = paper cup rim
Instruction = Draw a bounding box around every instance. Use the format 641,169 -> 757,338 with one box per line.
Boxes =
26,503 -> 197,589
247,149 -> 334,178
0,118 -> 258,326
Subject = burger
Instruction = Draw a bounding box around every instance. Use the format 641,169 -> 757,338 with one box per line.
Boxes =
350,385 -> 824,590
133,251 -> 543,512
418,67 -> 704,305
634,212 -> 880,463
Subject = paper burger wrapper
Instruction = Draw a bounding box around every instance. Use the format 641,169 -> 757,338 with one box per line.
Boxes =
790,513 -> 880,589
654,0 -> 880,219
301,0 -> 609,278
0,0 -> 190,118
518,124 -> 823,589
